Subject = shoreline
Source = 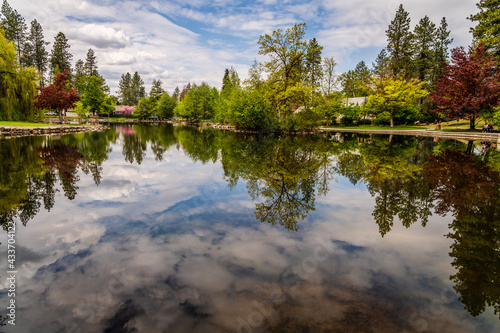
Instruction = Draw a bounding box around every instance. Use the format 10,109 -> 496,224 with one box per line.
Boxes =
0,124 -> 108,138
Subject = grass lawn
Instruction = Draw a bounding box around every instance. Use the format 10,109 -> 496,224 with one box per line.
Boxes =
0,121 -> 54,127
324,125 -> 428,131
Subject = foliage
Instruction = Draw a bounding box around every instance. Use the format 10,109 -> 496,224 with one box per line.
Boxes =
149,79 -> 165,101
0,0 -> 26,62
78,75 -> 113,116
84,48 -> 98,76
50,32 -> 72,78
24,19 -> 49,86
469,0 -> 500,55
430,43 -> 500,129
386,4 -> 414,78
340,61 -> 372,97
156,93 -> 177,119
367,76 -> 428,127
133,97 -> 156,119
226,88 -> 271,130
0,29 -> 40,121
33,70 -> 80,120
174,82 -> 218,122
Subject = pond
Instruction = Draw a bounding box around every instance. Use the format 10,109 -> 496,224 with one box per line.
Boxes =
1,124 -> 499,332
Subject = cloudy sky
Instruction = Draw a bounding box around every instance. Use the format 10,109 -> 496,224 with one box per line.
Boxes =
11,0 -> 478,94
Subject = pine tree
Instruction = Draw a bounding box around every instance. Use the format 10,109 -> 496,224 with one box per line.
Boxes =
149,79 -> 164,101
413,15 -> 437,81
305,37 -> 323,87
172,86 -> 180,101
1,0 -> 27,62
130,72 -> 145,105
50,32 -> 72,78
221,67 -> 240,97
386,4 -> 414,78
84,48 -> 98,76
372,48 -> 390,78
433,17 -> 453,78
25,19 -> 49,85
118,72 -> 132,105
72,59 -> 84,91
469,0 -> 500,55
180,83 -> 191,101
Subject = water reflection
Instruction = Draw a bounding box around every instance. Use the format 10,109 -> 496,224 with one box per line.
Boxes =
1,124 -> 500,331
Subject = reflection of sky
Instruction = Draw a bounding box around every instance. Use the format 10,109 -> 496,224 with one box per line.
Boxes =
1,138 -> 499,333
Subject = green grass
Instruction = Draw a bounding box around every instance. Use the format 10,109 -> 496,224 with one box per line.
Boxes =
324,125 -> 427,131
0,121 -> 54,127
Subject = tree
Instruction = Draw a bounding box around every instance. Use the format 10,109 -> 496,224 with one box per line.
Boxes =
78,75 -> 113,116
133,97 -> 156,119
469,0 -> 500,55
372,48 -> 390,79
118,72 -> 132,105
430,43 -> 500,129
0,0 -> 27,62
84,48 -> 98,76
386,4 -> 414,78
149,79 -> 164,101
33,70 -> 80,121
156,93 -> 177,119
50,32 -> 72,78
72,59 -> 84,91
0,29 -> 39,121
412,15 -> 436,81
367,77 -> 428,127
130,71 -> 145,105
174,82 -> 218,121
172,86 -> 180,101
221,66 -> 240,98
304,37 -> 323,88
25,19 -> 49,86
340,61 -> 372,98
434,17 -> 453,76
321,56 -> 337,95
226,88 -> 272,130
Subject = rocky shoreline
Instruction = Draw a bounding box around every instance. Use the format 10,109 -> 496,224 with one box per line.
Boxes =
0,124 -> 108,138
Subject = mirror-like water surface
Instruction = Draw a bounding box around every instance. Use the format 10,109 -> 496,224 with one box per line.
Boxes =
1,124 -> 499,332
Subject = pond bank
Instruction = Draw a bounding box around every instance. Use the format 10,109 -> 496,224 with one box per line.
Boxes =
0,124 -> 108,138
321,127 -> 500,142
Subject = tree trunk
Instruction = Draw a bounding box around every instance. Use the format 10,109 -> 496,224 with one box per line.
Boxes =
390,113 -> 395,128
470,116 -> 475,130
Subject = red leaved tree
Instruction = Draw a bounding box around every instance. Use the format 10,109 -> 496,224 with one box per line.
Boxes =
430,43 -> 500,130
34,70 -> 80,121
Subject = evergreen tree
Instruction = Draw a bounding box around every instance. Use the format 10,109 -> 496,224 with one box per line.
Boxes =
149,79 -> 165,101
50,32 -> 72,78
84,48 -> 98,76
434,17 -> 453,66
25,19 -> 49,85
305,37 -> 323,88
72,59 -> 84,91
221,66 -> 240,98
130,71 -> 145,105
180,83 -> 191,101
372,48 -> 390,79
386,4 -> 414,78
0,0 -> 27,62
118,72 -> 132,105
172,86 -> 180,101
412,15 -> 437,81
469,0 -> 500,55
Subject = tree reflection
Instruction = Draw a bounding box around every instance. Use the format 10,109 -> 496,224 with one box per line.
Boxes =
220,135 -> 334,231
424,150 -> 500,318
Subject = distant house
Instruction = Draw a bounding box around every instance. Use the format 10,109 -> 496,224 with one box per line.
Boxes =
113,105 -> 135,116
343,97 -> 367,106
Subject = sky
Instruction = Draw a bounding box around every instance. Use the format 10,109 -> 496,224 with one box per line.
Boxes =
10,0 -> 479,95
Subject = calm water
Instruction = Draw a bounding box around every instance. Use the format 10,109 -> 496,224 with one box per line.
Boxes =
1,124 -> 499,333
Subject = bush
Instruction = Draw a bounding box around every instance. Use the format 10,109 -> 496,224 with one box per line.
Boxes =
227,89 -> 272,130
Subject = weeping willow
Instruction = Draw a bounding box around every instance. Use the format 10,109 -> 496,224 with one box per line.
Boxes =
0,29 -> 40,121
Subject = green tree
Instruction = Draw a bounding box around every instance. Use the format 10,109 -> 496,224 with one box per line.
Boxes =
78,75 -> 114,116
24,19 -> 49,86
0,0 -> 27,62
133,97 -> 156,119
221,66 -> 240,98
372,48 -> 390,79
226,88 -> 271,130
156,93 -> 177,119
175,82 -> 218,122
50,32 -> 72,79
118,72 -> 132,105
340,61 -> 372,98
84,48 -> 98,76
412,15 -> 436,81
367,77 -> 428,127
172,86 -> 180,101
130,71 -> 145,105
386,4 -> 414,78
149,79 -> 165,101
72,59 -> 84,91
469,0 -> 500,55
304,37 -> 323,88
0,29 -> 39,121
434,17 -> 453,78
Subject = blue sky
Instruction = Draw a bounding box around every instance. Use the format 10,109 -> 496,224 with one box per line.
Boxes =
11,0 -> 478,94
